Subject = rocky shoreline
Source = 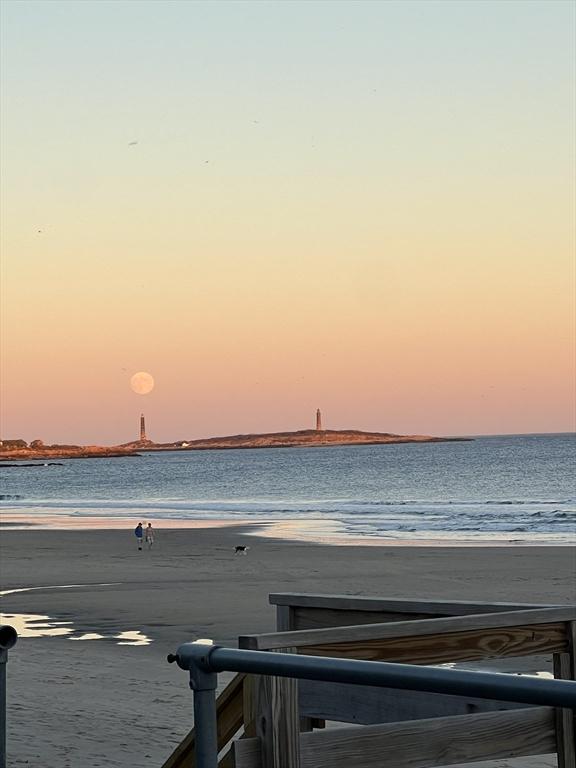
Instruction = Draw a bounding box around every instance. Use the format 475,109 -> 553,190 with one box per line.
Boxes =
0,447 -> 141,462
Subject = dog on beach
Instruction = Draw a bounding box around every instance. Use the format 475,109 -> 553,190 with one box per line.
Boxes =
234,545 -> 250,555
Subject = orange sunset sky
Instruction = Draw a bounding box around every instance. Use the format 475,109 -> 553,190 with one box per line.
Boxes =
1,0 -> 575,444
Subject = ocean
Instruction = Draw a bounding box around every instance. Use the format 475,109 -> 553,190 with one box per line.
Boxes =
1,433 -> 574,544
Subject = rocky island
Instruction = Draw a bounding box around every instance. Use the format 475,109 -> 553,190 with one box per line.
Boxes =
128,428 -> 467,452
0,419 -> 468,462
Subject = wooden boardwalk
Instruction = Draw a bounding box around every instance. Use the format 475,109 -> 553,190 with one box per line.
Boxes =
162,594 -> 576,768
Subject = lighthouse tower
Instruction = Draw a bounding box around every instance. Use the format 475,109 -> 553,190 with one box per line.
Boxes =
140,414 -> 147,442
316,408 -> 323,431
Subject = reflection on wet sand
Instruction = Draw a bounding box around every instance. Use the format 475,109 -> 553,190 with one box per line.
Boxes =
0,611 -> 153,645
0,582 -> 152,646
0,612 -> 73,637
116,631 -> 151,646
0,582 -> 120,597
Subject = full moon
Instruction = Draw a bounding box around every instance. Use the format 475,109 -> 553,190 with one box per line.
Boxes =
130,371 -> 155,395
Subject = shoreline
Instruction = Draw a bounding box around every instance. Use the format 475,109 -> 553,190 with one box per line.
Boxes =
0,512 -> 572,546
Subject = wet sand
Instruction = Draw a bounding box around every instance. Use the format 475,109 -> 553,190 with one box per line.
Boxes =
1,525 -> 574,767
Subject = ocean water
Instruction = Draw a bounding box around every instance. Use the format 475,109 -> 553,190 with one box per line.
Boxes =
1,433 -> 575,543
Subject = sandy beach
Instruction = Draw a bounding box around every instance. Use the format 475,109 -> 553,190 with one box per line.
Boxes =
1,525 -> 574,767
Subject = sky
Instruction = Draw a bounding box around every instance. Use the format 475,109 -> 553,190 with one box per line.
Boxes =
1,0 -> 574,444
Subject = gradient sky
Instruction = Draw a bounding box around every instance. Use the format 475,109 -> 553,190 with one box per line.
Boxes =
1,0 -> 574,444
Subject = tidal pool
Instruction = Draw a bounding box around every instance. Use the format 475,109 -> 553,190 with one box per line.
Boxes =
0,583 -> 152,646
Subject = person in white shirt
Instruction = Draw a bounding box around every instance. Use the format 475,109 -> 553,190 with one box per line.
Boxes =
145,523 -> 155,549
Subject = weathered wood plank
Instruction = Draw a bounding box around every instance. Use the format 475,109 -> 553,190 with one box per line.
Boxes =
299,679 -> 531,724
233,707 -> 556,768
217,676 -> 246,748
302,623 -> 567,664
233,737 -> 261,768
269,593 -> 558,615
161,673 -> 245,768
240,607 -> 575,651
292,606 -> 438,630
299,706 -> 557,768
243,674 -> 257,738
255,648 -> 300,768
555,622 -> 576,768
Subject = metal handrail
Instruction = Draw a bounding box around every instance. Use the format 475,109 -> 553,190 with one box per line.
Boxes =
168,641 -> 576,768
0,625 -> 18,768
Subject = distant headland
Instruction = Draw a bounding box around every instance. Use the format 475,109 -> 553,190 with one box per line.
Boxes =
0,410 -> 470,462
125,429 -> 468,452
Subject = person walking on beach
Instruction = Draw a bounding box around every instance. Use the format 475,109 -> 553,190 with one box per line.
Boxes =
145,522 -> 155,550
135,522 -> 144,551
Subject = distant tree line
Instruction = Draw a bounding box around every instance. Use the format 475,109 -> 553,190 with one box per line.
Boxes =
0,439 -> 80,450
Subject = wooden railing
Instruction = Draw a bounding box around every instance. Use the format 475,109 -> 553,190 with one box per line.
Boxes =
240,607 -> 574,661
268,593 -> 558,630
162,594 -> 576,768
233,707 -> 558,768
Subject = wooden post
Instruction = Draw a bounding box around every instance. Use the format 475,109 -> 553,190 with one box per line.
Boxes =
275,604 -> 316,733
276,605 -> 293,632
554,621 -> 576,768
255,648 -> 300,768
241,604 -> 300,754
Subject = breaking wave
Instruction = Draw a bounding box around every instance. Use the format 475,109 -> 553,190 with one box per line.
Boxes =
1,497 -> 574,541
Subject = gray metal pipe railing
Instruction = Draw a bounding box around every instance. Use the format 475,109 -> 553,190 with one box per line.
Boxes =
168,640 -> 576,768
0,625 -> 18,768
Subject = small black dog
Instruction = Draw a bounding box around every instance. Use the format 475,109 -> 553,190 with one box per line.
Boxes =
234,545 -> 250,555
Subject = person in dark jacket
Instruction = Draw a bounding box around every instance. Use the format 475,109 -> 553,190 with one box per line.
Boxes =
135,522 -> 144,551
